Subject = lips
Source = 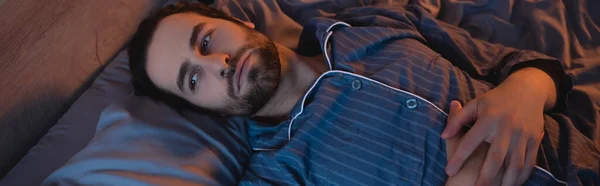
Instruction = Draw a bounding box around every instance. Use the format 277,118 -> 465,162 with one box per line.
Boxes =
234,50 -> 252,93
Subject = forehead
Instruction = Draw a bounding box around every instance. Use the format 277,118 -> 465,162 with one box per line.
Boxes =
145,13 -> 211,94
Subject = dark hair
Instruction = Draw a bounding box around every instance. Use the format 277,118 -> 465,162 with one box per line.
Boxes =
128,2 -> 242,110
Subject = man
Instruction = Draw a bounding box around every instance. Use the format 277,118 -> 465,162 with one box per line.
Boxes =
127,2 -> 592,186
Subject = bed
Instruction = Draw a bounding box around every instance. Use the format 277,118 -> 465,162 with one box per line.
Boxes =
0,0 -> 160,182
0,0 -> 598,185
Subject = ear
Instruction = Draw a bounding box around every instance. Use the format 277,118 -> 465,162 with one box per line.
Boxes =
234,18 -> 255,29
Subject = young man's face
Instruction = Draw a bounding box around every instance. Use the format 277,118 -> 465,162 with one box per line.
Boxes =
146,13 -> 281,115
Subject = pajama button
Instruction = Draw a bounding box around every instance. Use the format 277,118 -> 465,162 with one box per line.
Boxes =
406,99 -> 417,109
351,79 -> 362,90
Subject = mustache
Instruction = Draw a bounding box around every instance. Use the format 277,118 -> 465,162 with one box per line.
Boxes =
225,44 -> 254,98
226,45 -> 252,79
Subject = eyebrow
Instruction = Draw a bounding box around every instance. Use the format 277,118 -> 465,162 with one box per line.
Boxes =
177,23 -> 204,93
189,23 -> 205,50
177,59 -> 190,92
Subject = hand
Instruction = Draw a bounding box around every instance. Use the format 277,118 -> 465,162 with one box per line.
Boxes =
445,101 -> 504,186
442,68 -> 556,186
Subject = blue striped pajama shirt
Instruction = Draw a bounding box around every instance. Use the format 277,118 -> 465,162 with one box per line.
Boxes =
240,5 -> 574,186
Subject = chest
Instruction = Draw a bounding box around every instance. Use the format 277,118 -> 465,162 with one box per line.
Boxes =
248,72 -> 449,185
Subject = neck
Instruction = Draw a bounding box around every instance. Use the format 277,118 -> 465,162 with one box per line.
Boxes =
253,44 -> 327,122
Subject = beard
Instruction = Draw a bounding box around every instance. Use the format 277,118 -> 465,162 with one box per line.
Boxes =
217,27 -> 281,116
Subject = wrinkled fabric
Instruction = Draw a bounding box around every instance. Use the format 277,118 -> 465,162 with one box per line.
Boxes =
42,95 -> 252,186
38,0 -> 600,185
241,4 -> 595,186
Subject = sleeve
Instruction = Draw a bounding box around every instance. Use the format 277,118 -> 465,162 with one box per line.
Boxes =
334,4 -> 572,111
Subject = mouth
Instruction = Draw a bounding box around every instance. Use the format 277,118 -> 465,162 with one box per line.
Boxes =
234,50 -> 252,93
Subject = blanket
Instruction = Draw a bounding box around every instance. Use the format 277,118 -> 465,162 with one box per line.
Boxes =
42,0 -> 600,185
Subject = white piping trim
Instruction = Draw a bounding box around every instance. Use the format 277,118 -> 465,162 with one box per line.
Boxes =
534,166 -> 567,185
287,71 -> 335,140
253,147 -> 277,151
326,22 -> 351,32
283,70 -> 567,184
322,21 -> 350,70
286,69 -> 448,140
264,20 -> 567,185
254,23 -> 347,150
286,23 -> 349,140
323,31 -> 334,71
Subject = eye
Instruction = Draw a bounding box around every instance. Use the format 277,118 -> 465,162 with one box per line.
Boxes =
200,32 -> 211,55
189,70 -> 198,91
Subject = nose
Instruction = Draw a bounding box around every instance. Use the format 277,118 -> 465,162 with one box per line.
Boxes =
201,53 -> 231,78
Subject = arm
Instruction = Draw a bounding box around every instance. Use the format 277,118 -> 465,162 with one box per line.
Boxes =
508,67 -> 557,110
400,6 -> 569,184
334,4 -> 571,111
442,65 -> 557,185
335,6 -> 572,185
404,5 -> 571,111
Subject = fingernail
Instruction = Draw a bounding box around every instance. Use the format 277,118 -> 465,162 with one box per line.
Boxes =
452,100 -> 460,107
441,132 -> 448,139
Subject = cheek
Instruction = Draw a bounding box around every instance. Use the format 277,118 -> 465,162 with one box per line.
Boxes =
214,28 -> 247,52
188,76 -> 231,109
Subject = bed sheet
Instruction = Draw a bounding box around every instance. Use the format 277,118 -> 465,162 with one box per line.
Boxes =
40,0 -> 600,185
38,0 -> 405,185
43,93 -> 252,186
9,0 -> 368,185
414,0 -> 600,146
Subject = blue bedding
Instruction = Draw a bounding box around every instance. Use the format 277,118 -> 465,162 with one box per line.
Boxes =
42,0 -> 600,185
43,95 -> 251,185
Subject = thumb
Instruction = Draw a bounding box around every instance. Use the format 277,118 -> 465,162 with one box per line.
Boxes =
442,100 -> 476,139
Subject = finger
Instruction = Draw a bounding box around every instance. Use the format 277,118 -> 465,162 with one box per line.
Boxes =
501,134 -> 527,186
443,101 -> 463,140
476,127 -> 511,186
445,119 -> 490,176
442,100 -> 477,139
491,161 -> 506,186
445,135 -> 463,162
517,132 -> 544,185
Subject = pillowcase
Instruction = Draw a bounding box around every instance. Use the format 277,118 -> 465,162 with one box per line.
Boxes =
8,0 -> 400,185
42,95 -> 251,186
0,50 -> 135,185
